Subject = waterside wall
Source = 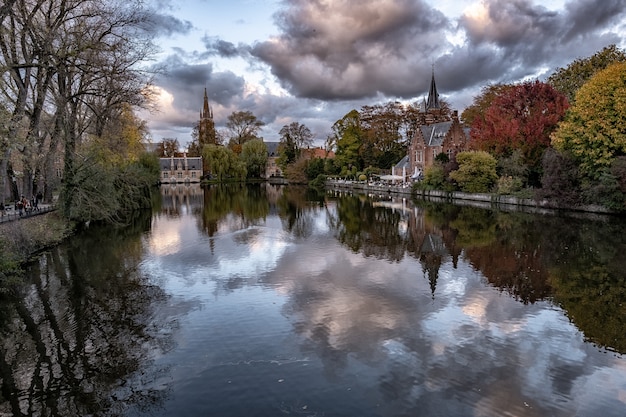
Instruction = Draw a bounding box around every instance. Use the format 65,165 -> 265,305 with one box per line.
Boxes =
326,180 -> 615,216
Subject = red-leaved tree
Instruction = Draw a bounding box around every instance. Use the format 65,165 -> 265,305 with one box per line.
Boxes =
470,80 -> 569,181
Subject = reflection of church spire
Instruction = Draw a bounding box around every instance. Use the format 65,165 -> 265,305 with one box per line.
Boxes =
426,66 -> 440,110
421,252 -> 442,298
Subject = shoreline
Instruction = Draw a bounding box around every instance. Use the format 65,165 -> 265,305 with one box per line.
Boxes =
325,179 -> 617,216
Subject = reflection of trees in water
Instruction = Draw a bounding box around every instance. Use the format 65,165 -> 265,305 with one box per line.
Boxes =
329,195 -> 408,261
277,186 -> 326,239
199,183 -> 271,239
538,215 -> 626,353
0,220 -> 176,416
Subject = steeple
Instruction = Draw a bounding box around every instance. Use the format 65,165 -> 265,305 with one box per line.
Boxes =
426,67 -> 441,110
202,87 -> 213,119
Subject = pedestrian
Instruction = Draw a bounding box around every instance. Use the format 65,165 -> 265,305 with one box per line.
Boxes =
36,191 -> 42,208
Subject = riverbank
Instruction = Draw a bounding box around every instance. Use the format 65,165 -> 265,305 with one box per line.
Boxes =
326,179 -> 616,215
0,212 -> 74,285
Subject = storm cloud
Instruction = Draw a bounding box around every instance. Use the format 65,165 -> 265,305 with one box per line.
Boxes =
146,0 -> 626,144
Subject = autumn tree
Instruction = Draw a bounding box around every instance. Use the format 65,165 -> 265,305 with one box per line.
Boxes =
0,0 -> 156,220
225,111 -> 265,151
470,80 -> 568,185
548,44 -> 626,104
461,84 -> 514,126
277,122 -> 313,168
552,62 -> 626,179
359,102 -> 406,169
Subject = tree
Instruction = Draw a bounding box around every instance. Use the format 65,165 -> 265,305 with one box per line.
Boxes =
548,44 -> 626,104
202,144 -> 246,181
156,138 -> 180,157
470,80 -> 568,184
449,151 -> 498,193
0,0 -> 157,220
332,110 -> 364,172
359,102 -> 407,169
551,62 -> 626,178
225,111 -> 264,148
461,84 -> 514,126
277,122 -> 313,168
240,139 -> 268,178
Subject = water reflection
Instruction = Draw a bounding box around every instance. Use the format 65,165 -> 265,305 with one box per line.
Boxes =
2,184 -> 625,416
0,212 -> 192,416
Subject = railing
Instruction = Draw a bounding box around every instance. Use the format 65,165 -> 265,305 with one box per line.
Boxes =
0,203 -> 57,224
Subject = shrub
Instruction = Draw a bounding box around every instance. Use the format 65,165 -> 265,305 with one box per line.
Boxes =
449,151 -> 498,193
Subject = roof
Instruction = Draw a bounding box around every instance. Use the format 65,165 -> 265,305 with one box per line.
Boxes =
265,141 -> 280,157
159,157 -> 203,171
426,71 -> 441,110
419,121 -> 453,146
394,155 -> 410,169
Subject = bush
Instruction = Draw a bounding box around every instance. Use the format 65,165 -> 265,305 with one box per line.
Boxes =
449,151 -> 498,193
495,176 -> 524,195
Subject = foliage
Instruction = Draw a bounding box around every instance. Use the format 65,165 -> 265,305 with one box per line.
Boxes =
309,174 -> 327,189
225,111 -> 265,147
240,139 -> 268,178
202,144 -> 246,182
332,110 -> 363,171
449,151 -> 498,193
156,138 -> 180,157
470,80 -> 568,184
277,122 -> 313,168
415,164 -> 446,191
283,157 -> 309,184
536,148 -> 582,207
581,169 -> 625,211
496,149 -> 529,180
548,44 -> 626,104
461,83 -> 514,126
551,62 -> 626,179
305,157 -> 325,180
495,176 -> 524,195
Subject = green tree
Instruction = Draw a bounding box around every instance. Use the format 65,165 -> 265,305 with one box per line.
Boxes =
449,151 -> 498,193
332,110 -> 363,172
551,62 -> 626,178
277,122 -> 313,168
240,139 -> 268,179
203,144 -> 246,182
548,44 -> 626,104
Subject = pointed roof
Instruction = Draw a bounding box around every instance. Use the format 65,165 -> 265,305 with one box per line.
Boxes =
202,88 -> 213,119
426,69 -> 441,110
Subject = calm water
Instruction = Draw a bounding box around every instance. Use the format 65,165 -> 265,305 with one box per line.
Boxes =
1,183 -> 626,416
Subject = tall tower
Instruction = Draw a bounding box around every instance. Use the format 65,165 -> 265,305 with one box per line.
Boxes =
198,88 -> 217,146
426,68 -> 441,110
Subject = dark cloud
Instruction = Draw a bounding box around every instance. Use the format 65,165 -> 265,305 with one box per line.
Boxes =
147,0 -> 626,145
251,0 -> 452,100
202,36 -> 250,58
141,11 -> 194,37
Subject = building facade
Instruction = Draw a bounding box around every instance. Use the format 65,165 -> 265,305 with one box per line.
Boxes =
160,155 -> 203,183
406,72 -> 471,179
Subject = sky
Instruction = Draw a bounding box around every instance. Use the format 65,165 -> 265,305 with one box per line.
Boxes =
142,0 -> 626,148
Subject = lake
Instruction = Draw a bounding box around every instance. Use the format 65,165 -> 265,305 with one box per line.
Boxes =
1,183 -> 625,416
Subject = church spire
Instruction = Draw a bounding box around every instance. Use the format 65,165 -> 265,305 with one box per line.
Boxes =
426,67 -> 440,110
202,87 -> 213,119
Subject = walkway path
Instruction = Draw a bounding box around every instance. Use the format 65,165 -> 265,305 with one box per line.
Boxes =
0,203 -> 57,224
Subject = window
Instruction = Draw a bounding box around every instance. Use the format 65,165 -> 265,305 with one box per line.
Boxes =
415,150 -> 423,163
163,172 -> 169,179
191,172 -> 196,178
447,149 -> 453,159
177,172 -> 183,179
